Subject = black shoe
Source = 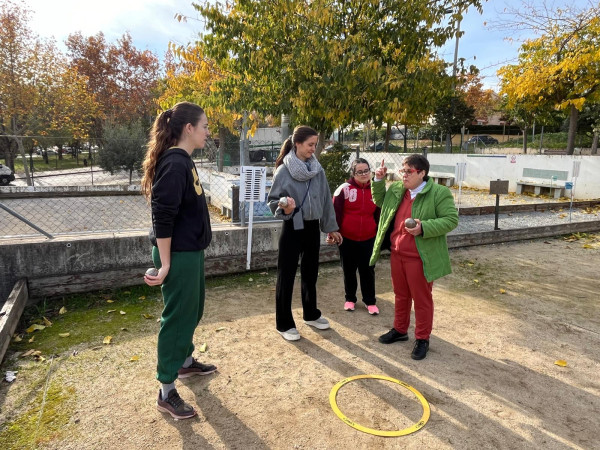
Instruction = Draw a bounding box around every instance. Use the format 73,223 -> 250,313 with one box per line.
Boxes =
411,339 -> 429,360
379,328 -> 408,344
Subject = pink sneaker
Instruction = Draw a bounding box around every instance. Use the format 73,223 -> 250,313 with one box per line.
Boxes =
366,305 -> 379,315
344,301 -> 355,311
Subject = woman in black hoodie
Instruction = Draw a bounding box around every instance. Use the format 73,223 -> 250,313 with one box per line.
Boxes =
141,102 -> 215,420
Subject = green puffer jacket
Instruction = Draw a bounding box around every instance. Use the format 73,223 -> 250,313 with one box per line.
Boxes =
369,177 -> 459,282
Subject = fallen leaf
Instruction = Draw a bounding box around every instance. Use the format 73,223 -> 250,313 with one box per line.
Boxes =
582,244 -> 594,249
121,328 -> 128,331
25,324 -> 46,333
14,335 -> 22,342
120,311 -> 126,315
59,306 -> 67,315
106,300 -> 114,303
43,317 -> 53,327
59,333 -> 70,337
21,349 -> 35,357
130,355 -> 140,362
216,327 -> 226,332
103,336 -> 113,345
107,310 -> 116,313
248,278 -> 253,282
28,336 -> 35,343
260,272 -> 268,275
156,318 -> 161,323
473,279 -> 479,284
124,291 -> 131,294
138,296 -> 146,300
199,343 -> 207,353
499,289 -> 506,294
143,314 -> 153,319
554,360 -> 567,367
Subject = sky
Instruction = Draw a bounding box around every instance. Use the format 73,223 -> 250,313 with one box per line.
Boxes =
25,0 -> 593,92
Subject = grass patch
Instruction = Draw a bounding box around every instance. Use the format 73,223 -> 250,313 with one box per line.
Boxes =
0,380 -> 76,449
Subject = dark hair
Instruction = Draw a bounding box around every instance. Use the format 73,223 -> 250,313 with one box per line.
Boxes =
350,158 -> 370,177
275,125 -> 319,168
403,154 -> 430,177
141,102 -> 205,199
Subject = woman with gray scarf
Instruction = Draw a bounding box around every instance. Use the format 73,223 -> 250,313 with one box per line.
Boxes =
268,125 -> 343,341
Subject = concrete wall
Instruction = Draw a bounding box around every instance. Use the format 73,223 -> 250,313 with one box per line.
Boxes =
3,218 -> 600,305
0,224 -> 336,304
360,153 -> 600,199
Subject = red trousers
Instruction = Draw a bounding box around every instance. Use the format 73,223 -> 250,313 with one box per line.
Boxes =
390,251 -> 434,340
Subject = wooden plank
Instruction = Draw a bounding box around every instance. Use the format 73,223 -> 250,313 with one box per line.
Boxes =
0,279 -> 28,363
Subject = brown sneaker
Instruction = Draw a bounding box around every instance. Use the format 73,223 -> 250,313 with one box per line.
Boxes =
178,359 -> 217,379
156,389 -> 197,420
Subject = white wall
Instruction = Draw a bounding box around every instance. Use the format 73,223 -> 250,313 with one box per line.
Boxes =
358,153 -> 599,199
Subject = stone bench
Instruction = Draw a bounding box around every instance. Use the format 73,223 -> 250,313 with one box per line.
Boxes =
516,181 -> 565,199
429,172 -> 455,187
516,168 -> 569,199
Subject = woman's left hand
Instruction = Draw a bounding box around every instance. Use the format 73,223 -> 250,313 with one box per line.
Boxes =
328,232 -> 343,245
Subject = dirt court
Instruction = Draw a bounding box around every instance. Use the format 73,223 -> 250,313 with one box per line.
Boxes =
1,235 -> 599,449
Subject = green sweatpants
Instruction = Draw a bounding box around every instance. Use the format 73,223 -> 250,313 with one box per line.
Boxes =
152,247 -> 205,384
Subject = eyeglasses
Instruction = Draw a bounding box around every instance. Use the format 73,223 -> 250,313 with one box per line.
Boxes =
354,169 -> 370,176
399,168 -> 419,175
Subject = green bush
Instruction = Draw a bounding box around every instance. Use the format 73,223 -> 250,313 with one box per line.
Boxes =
319,143 -> 352,193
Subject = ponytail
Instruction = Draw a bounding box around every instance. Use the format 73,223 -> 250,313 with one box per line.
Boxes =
141,102 -> 205,200
274,125 -> 318,168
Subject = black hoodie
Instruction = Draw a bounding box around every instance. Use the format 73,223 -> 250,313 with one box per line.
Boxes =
150,148 -> 212,251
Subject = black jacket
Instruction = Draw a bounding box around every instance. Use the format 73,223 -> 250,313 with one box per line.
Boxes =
150,148 -> 212,251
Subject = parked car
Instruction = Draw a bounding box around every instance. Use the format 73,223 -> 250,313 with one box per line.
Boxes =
0,164 -> 16,185
368,142 -> 401,152
466,135 -> 499,146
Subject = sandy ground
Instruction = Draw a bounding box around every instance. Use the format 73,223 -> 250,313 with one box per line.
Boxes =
1,236 -> 599,449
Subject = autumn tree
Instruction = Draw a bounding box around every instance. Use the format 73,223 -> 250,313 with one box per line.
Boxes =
497,1 -> 600,155
459,73 -> 500,123
0,0 -> 43,178
187,0 -> 482,155
66,32 -> 160,131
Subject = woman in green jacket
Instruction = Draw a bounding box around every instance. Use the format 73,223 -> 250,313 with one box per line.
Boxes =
370,154 -> 458,360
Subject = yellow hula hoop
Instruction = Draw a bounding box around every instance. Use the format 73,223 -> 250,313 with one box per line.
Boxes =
329,374 -> 430,437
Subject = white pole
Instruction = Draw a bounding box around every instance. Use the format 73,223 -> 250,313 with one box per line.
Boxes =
246,201 -> 254,270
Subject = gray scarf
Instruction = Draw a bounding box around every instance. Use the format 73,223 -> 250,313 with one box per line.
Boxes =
283,150 -> 322,182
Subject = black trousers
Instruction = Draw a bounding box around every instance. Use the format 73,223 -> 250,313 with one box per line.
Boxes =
338,237 -> 376,305
276,219 -> 322,332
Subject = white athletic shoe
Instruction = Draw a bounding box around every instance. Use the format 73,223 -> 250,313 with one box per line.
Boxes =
304,316 -> 330,330
278,328 -> 301,341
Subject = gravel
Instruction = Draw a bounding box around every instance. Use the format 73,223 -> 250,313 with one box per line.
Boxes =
452,206 -> 600,235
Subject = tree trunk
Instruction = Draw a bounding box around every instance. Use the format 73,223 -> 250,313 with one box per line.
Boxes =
315,130 -> 327,158
566,104 -> 578,155
384,123 -> 391,152
445,133 -> 452,153
16,137 -> 32,186
591,131 -> 598,155
404,124 -> 408,153
522,126 -> 528,154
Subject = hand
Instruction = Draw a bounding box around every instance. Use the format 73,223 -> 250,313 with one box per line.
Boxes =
279,196 -> 296,215
326,233 -> 335,245
329,231 -> 343,245
405,219 -> 422,236
144,266 -> 169,286
374,159 -> 387,179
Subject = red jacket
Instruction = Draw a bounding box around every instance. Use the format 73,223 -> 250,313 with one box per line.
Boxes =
333,178 -> 379,241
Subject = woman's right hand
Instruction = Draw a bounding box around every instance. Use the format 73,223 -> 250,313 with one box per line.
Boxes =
279,196 -> 296,215
374,159 -> 387,179
144,266 -> 169,286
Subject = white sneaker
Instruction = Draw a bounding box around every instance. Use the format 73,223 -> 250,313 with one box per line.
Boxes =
304,316 -> 330,330
278,328 -> 301,341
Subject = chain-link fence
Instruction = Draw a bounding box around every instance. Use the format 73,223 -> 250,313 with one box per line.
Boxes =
0,135 -> 287,239
2,131 -> 593,240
